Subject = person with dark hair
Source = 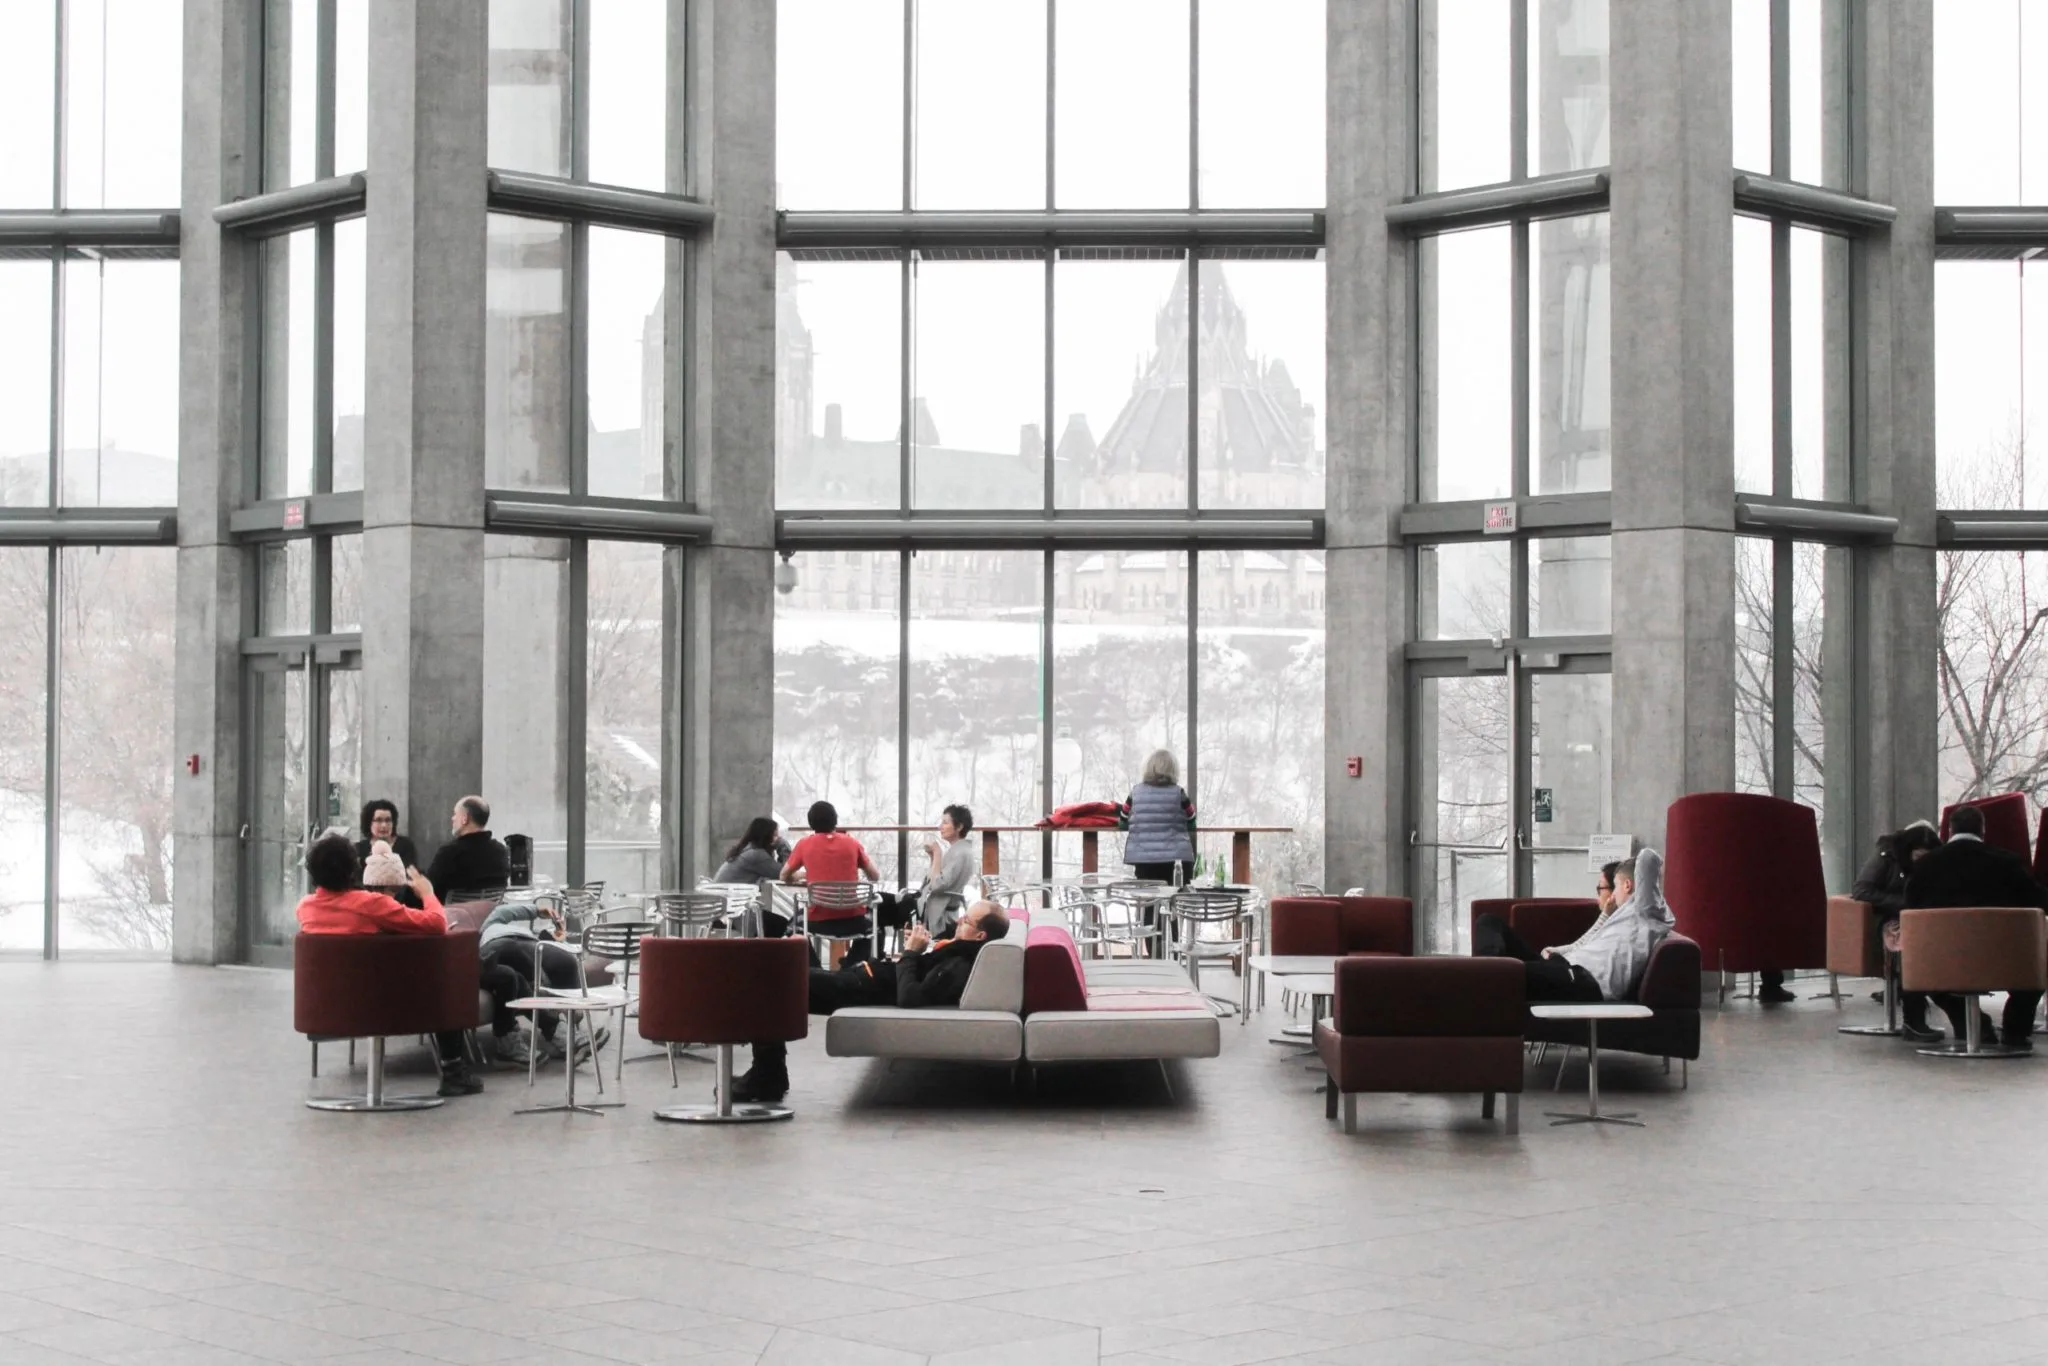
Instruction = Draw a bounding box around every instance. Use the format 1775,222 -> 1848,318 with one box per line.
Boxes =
783,800 -> 880,966
294,832 -> 487,1097
1904,804 -> 2048,1051
353,799 -> 421,877
715,817 -> 785,886
732,901 -> 1012,1103
1852,820 -> 1944,1041
918,803 -> 978,934
425,794 -> 511,900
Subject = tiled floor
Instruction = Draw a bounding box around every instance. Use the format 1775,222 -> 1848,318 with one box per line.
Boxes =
6,963 -> 2048,1365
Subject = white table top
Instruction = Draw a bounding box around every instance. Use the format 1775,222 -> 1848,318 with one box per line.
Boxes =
507,996 -> 616,1012
1528,1003 -> 1654,1020
1247,954 -> 1343,976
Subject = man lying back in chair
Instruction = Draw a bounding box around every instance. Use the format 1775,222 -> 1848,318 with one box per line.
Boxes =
731,900 -> 1012,1103
1472,851 -> 1675,1004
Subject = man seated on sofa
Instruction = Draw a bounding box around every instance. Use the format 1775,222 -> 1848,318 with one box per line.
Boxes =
732,900 -> 1012,1103
1903,803 -> 2048,1051
1472,851 -> 1674,1004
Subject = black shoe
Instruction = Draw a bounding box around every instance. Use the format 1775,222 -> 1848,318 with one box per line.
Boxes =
1869,989 -> 1885,1002
729,1071 -> 788,1104
437,1062 -> 484,1097
1899,1021 -> 1942,1045
2004,1034 -> 2033,1054
1759,984 -> 1796,1004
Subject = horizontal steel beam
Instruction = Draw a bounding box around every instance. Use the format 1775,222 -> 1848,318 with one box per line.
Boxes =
1733,173 -> 1896,232
228,492 -> 365,538
1386,170 -> 1609,233
1935,207 -> 2048,258
1734,498 -> 1899,540
776,512 -> 1324,550
777,209 -> 1324,255
485,494 -> 713,542
486,170 -> 715,234
0,508 -> 176,545
214,174 -> 367,234
1398,493 -> 1613,540
1939,512 -> 2048,549
0,209 -> 181,251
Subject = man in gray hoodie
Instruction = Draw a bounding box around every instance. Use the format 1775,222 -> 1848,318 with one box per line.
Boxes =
1474,850 -> 1677,1003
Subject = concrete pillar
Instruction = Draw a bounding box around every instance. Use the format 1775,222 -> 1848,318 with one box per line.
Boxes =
1324,0 -> 1412,896
1854,0 -> 1939,841
1608,0 -> 1737,854
360,0 -> 489,868
171,0 -> 257,963
674,0 -> 777,881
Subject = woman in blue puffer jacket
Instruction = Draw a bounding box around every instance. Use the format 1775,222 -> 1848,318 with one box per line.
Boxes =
1124,749 -> 1196,887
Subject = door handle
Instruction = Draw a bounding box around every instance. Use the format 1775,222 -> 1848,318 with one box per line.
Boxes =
238,823 -> 250,842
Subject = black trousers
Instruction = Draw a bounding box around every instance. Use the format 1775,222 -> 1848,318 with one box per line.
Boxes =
1928,990 -> 2042,1042
479,938 -> 580,1036
749,962 -> 899,1078
1131,861 -> 1195,887
1472,913 -> 1604,1004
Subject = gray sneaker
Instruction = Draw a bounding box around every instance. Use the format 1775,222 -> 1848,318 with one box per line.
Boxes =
495,1031 -> 538,1066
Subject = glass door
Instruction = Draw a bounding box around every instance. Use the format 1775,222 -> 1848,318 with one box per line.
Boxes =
241,649 -> 361,965
1411,645 -> 1610,953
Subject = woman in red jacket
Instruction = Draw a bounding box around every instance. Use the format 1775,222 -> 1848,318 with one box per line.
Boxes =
295,832 -> 485,1097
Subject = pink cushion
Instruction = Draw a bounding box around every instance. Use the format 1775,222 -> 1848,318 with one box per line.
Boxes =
1023,924 -> 1088,1013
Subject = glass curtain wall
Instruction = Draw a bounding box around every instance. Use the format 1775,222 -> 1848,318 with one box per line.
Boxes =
771,0 -> 1328,891
0,3 -> 182,956
1409,1 -> 1614,953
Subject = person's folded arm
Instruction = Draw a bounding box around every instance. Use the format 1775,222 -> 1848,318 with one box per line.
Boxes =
895,950 -> 969,1009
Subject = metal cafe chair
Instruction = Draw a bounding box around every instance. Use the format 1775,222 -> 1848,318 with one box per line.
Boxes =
801,880 -> 875,967
1168,888 -> 1255,1017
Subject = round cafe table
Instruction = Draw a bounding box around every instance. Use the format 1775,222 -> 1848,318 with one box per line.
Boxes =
507,996 -> 622,1117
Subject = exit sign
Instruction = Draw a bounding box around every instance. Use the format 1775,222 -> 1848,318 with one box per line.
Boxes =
1483,501 -> 1517,534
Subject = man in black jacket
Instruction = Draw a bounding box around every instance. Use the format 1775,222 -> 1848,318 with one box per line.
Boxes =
425,795 -> 512,900
1905,804 -> 2048,1050
733,900 -> 1012,1102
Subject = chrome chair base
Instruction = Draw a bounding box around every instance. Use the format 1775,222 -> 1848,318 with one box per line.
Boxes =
1916,1043 -> 2034,1059
654,1103 -> 793,1124
1838,1024 -> 1902,1036
305,1094 -> 443,1112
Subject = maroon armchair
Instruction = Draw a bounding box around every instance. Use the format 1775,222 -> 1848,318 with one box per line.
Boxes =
639,936 -> 809,1124
1524,933 -> 1702,1076
1468,898 -> 1600,955
1941,792 -> 2033,860
1313,956 -> 1525,1135
1269,896 -> 1413,957
294,930 -> 480,1113
1664,793 -> 1825,980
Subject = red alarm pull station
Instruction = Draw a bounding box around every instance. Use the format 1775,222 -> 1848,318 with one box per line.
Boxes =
186,754 -> 201,776
1346,756 -> 1363,778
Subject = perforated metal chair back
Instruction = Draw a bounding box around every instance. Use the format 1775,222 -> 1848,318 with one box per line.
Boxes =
806,880 -> 872,922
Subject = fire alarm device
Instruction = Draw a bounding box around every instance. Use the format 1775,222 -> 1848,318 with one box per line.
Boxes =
1346,756 -> 1363,778
186,754 -> 201,775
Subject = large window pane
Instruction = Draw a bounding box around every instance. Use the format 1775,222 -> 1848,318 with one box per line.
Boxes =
0,550 -> 47,951
58,546 -> 174,955
587,227 -> 668,498
60,260 -> 179,507
774,551 -> 901,880
915,0 -> 1045,210
1051,549 -> 1188,875
332,218 -> 367,493
1414,673 -> 1509,954
1196,550 -> 1324,892
0,262 -> 54,507
1199,0 -> 1323,208
1417,542 -> 1510,642
777,0 -> 903,209
1733,215 -> 1772,496
331,533 -> 362,633
1939,550 -> 2048,810
1734,537 -> 1774,795
1936,2 -> 2048,204
262,0 -> 319,190
776,257 -> 901,510
1055,0 -> 1189,210
1054,258 -> 1188,510
65,0 -> 182,207
1937,260 -> 2048,509
586,540 -> 665,892
1420,0 -> 1511,193
909,550 -> 1041,878
1531,213 -> 1611,495
1529,0 -> 1608,177
1420,226 -> 1512,503
912,259 -> 1042,510
1528,671 -> 1611,899
259,540 -> 314,637
336,0 -> 368,175
587,0 -> 669,191
1732,0 -> 1770,174
259,231 -> 316,500
1790,227 -> 1850,501
1788,0 -> 1849,189
1530,535 -> 1610,637
0,2 -> 55,209
1198,260 -> 1324,509
485,215 -> 570,493
488,0 -> 572,177
484,535 -> 571,886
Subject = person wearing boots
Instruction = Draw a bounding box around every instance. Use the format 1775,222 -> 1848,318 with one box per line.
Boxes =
1850,821 -> 1944,1042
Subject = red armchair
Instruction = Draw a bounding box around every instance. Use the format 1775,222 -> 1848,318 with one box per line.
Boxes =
1468,898 -> 1601,955
294,930 -> 480,1112
1664,793 -> 1825,980
1269,896 -> 1412,958
1313,956 -> 1525,1135
1941,792 -> 2033,860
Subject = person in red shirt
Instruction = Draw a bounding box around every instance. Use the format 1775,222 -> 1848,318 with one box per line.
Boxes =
782,800 -> 881,968
296,832 -> 485,1097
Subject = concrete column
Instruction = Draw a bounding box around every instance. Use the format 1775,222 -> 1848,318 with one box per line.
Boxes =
1854,0 -> 1939,840
1608,0 -> 1737,854
675,0 -> 777,881
360,1 -> 489,867
1324,0 -> 1412,897
171,0 -> 256,963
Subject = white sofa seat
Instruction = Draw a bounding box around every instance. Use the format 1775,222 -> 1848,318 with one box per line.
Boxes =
826,1007 -> 1024,1061
1024,1006 -> 1221,1061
